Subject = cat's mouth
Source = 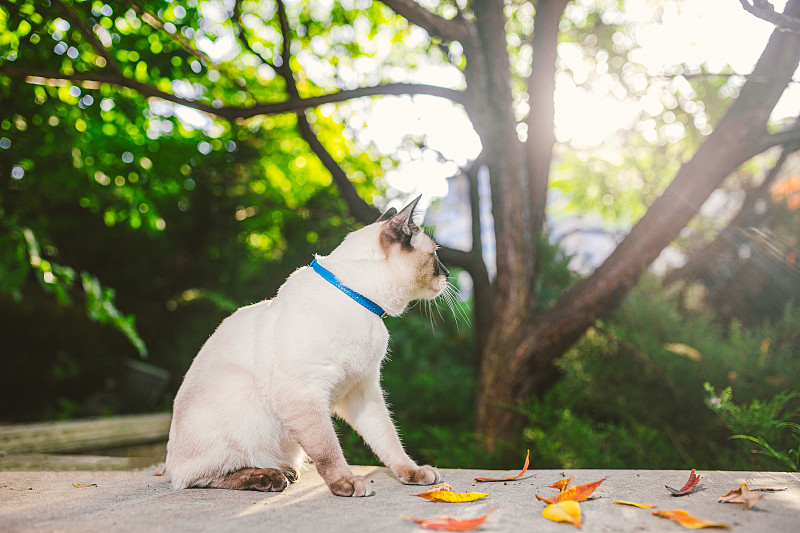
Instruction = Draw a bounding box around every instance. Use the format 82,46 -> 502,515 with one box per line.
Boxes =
430,275 -> 448,298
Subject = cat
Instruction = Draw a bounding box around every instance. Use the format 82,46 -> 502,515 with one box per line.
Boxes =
165,195 -> 450,497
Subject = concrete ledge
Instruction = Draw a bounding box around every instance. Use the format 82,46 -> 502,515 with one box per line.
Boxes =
1,466 -> 798,532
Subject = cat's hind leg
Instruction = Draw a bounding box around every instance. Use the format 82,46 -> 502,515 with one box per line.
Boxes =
200,467 -> 289,492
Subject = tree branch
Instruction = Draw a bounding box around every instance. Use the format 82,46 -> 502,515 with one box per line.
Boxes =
513,0 -> 800,397
663,145 -> 796,287
274,0 -> 379,225
739,0 -> 800,33
124,0 -> 212,65
0,64 -> 464,120
525,0 -> 569,305
380,0 -> 473,44
761,119 -> 800,150
51,0 -> 118,70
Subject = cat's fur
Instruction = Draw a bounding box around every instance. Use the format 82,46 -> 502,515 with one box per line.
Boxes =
165,196 -> 449,497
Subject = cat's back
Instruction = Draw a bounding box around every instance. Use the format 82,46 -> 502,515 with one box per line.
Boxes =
192,298 -> 276,367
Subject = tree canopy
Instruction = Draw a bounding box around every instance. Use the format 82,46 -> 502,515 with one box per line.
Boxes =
2,0 -> 800,447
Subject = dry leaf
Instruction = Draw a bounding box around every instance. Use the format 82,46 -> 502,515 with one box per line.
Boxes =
475,450 -> 529,482
666,469 -> 701,496
664,343 -> 702,361
403,508 -> 497,531
412,483 -> 489,503
718,483 -> 763,509
71,483 -> 97,488
549,476 -> 574,491
543,501 -> 582,529
536,477 -> 608,504
652,509 -> 730,529
612,500 -> 656,508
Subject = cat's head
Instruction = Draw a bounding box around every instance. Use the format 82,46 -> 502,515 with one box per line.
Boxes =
328,195 -> 450,314
374,195 -> 449,302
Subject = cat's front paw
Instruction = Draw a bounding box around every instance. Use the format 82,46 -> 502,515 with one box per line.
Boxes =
395,464 -> 441,485
329,475 -> 373,497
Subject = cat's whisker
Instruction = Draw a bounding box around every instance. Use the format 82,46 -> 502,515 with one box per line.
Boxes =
432,295 -> 446,325
423,299 -> 437,333
443,280 -> 471,328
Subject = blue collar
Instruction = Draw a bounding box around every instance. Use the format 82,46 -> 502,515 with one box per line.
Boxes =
310,259 -> 388,319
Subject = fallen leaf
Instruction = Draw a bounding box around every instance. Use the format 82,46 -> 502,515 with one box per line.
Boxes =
154,467 -> 166,476
652,509 -> 730,529
543,501 -> 582,529
475,450 -> 530,482
71,483 -> 97,488
718,483 -> 763,509
536,477 -> 608,504
549,476 -> 574,491
612,500 -> 656,508
664,343 -> 702,361
666,469 -> 701,496
402,508 -> 497,531
412,483 -> 489,503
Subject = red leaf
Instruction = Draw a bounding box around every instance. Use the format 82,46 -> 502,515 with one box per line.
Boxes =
666,469 -> 701,496
536,477 -> 608,504
403,508 -> 497,531
475,450 -> 530,482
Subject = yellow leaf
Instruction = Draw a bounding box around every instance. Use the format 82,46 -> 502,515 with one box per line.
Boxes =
652,509 -> 730,529
612,500 -> 656,508
543,501 -> 582,529
664,343 -> 702,361
412,483 -> 488,503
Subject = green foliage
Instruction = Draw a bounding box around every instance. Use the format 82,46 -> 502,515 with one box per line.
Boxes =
536,235 -> 579,310
705,383 -> 800,472
0,0 -> 402,420
522,276 -> 800,470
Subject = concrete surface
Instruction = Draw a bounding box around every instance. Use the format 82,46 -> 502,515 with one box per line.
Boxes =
1,466 -> 798,532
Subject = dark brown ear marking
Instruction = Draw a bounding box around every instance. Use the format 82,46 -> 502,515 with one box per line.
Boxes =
380,195 -> 422,251
375,207 -> 397,223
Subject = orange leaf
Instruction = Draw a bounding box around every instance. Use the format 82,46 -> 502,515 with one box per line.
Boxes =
536,477 -> 608,504
718,483 -> 763,509
543,501 -> 582,529
549,476 -> 574,491
403,508 -> 497,531
154,467 -> 166,476
475,450 -> 530,482
412,483 -> 488,503
652,509 -> 730,529
612,500 -> 656,508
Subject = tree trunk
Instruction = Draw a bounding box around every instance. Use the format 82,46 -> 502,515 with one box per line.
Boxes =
475,0 -> 800,450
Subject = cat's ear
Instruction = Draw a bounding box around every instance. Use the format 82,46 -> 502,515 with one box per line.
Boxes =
381,194 -> 421,249
375,207 -> 397,223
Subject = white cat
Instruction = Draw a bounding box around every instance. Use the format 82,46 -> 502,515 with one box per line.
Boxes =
166,196 -> 449,496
